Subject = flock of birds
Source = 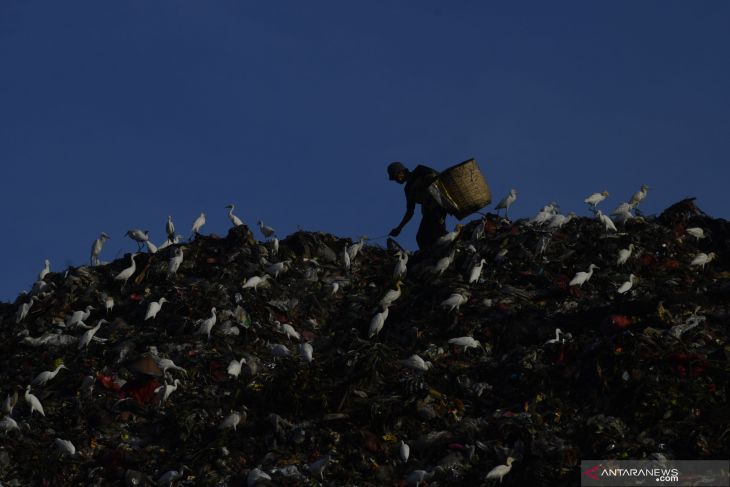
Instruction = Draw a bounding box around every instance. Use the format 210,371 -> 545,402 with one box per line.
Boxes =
4,183 -> 720,486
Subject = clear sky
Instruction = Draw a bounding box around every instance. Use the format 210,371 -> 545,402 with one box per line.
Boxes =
1,1 -> 728,302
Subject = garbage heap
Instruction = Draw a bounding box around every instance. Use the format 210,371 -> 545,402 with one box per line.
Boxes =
1,198 -> 728,487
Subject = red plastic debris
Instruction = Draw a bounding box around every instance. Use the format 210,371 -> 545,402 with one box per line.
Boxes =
129,293 -> 144,302
124,378 -> 160,404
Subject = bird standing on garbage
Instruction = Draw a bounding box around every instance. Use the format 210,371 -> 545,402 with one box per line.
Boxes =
406,469 -> 434,487
225,204 -> 244,227
219,410 -> 243,431
585,191 -> 609,208
441,292 -> 468,312
629,185 -> 649,209
300,342 -> 314,363
545,328 -> 564,345
144,297 -> 168,321
448,336 -> 481,352
2,391 -> 18,415
0,415 -> 19,433
158,466 -> 187,486
379,281 -> 402,308
596,210 -> 618,233
686,227 -> 705,242
495,189 -> 517,218
196,308 -> 217,340
348,236 -> 366,260
309,455 -> 331,481
485,457 -> 515,484
435,224 -> 464,247
55,438 -> 77,458
394,251 -> 408,280
78,319 -> 107,350
227,357 -> 246,378
166,216 -> 175,242
191,213 -> 206,238
617,274 -> 636,294
90,232 -> 110,266
126,229 -> 149,250
258,220 -> 276,239
468,258 -> 486,284
265,261 -> 289,279
569,264 -> 599,287
155,357 -> 187,377
114,253 -> 138,289
15,297 -> 35,323
690,252 -> 715,270
387,162 -> 448,250
617,244 -> 634,266
368,306 -> 390,338
155,379 -> 181,405
276,322 -> 301,341
400,354 -> 432,372
168,248 -> 184,276
24,385 -> 45,416
38,260 -> 50,281
399,440 -> 410,463
67,305 -> 94,328
243,275 -> 270,291
32,364 -> 67,387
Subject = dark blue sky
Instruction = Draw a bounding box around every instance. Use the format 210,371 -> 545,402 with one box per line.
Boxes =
1,1 -> 728,301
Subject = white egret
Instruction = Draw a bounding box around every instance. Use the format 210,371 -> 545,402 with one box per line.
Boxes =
154,379 -> 181,405
299,342 -> 314,363
114,253 -> 138,289
585,190 -> 609,208
191,212 -> 206,237
686,227 -> 705,241
690,252 -> 715,270
270,343 -> 291,358
196,307 -> 217,340
78,319 -> 107,350
38,259 -> 50,281
265,260 -> 290,279
66,305 -> 94,327
394,251 -> 408,280
530,203 -> 558,226
545,328 -> 564,345
399,440 -> 410,463
441,292 -> 468,312
24,385 -> 45,416
158,466 -> 186,486
485,457 -> 515,484
0,415 -> 19,433
400,354 -> 432,373
16,297 -> 36,323
629,184 -> 649,208
243,275 -> 270,291
2,391 -> 18,415
144,297 -> 168,321
617,274 -> 636,294
90,232 -> 110,266
168,247 -> 184,276
276,322 -> 300,341
227,357 -> 246,378
32,364 -> 67,387
430,250 -> 455,277
145,240 -> 158,254
617,244 -> 634,266
548,212 -> 575,230
101,293 -> 114,314
271,237 -> 279,255
55,438 -> 77,458
224,204 -> 244,227
448,336 -> 481,352
436,224 -> 464,247
257,220 -> 276,239
166,215 -> 175,242
569,264 -> 599,287
406,469 -> 434,487
219,410 -> 243,431
348,236 -> 366,260
596,210 -> 617,233
327,282 -> 340,296
342,245 -> 351,270
155,357 -> 187,377
379,281 -> 402,308
468,259 -> 487,284
368,306 -> 390,338
495,189 -> 518,217
126,229 -> 149,250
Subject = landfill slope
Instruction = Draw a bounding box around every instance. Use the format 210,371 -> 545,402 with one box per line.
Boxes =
1,198 -> 729,486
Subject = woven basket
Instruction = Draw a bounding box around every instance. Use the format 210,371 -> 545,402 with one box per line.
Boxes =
433,159 -> 491,220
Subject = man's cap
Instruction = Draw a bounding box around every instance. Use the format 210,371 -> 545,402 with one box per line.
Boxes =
387,162 -> 407,180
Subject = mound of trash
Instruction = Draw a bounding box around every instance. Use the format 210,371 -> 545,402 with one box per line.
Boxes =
1,198 -> 728,486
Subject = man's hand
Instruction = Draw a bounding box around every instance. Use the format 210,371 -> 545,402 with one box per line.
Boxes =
389,227 -> 401,237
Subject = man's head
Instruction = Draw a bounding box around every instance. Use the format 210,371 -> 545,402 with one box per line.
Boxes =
387,162 -> 408,184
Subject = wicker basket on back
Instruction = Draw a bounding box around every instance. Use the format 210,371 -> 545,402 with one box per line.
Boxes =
430,158 -> 492,220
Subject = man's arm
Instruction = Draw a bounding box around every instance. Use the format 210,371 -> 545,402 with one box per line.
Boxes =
390,197 -> 416,236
